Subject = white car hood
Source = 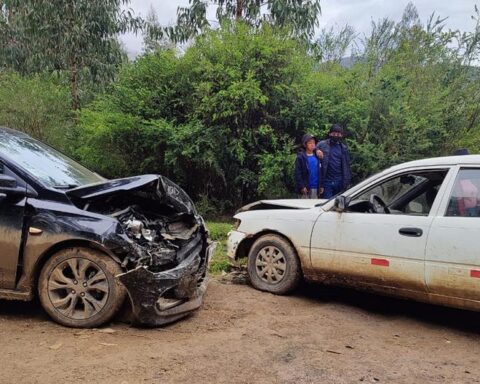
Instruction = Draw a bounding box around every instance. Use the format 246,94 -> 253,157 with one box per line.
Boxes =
237,199 -> 327,213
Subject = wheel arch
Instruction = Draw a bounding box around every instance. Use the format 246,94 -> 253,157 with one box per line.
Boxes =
235,230 -> 303,266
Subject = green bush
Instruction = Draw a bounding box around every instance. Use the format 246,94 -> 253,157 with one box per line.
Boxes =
72,8 -> 480,210
205,220 -> 234,274
0,72 -> 72,150
76,24 -> 311,207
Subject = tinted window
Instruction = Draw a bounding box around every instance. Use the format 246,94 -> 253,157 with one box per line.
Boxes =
0,130 -> 104,189
446,168 -> 480,217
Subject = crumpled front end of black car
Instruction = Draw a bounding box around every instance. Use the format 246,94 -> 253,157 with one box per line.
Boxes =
68,175 -> 214,326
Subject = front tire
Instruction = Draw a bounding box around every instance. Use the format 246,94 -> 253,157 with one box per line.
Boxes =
247,234 -> 302,295
38,247 -> 126,328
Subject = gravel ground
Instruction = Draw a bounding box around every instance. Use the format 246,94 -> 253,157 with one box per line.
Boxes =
2,278 -> 480,384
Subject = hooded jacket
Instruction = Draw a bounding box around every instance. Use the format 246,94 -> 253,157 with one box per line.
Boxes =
294,149 -> 323,194
316,139 -> 352,189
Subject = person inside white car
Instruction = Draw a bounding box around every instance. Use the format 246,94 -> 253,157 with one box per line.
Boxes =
447,170 -> 480,217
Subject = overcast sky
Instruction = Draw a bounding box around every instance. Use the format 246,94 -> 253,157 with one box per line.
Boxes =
121,0 -> 478,58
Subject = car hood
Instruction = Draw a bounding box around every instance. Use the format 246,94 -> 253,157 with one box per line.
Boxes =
237,199 -> 327,213
66,174 -> 196,215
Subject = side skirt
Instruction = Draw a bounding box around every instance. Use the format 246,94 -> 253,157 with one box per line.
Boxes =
0,288 -> 32,301
304,271 -> 480,312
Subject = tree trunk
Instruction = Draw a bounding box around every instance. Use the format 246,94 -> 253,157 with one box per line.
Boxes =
236,0 -> 243,20
70,58 -> 80,110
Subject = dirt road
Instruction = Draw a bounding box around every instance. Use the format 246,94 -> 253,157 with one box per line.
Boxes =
2,278 -> 480,384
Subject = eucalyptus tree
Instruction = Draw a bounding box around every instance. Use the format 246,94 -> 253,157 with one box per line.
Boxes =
164,0 -> 322,43
0,0 -> 142,109
143,6 -> 176,54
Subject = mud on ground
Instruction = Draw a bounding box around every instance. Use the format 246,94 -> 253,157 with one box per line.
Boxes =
2,278 -> 480,384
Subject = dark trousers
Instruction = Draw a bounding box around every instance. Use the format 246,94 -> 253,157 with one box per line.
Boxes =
323,179 -> 344,199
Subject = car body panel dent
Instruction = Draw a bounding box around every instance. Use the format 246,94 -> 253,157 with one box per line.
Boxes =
0,128 -> 210,326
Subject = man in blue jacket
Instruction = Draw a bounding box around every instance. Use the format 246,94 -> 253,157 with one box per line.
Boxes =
295,134 -> 323,199
316,124 -> 352,199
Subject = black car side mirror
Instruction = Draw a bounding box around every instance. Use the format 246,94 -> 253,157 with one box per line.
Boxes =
334,195 -> 351,212
0,174 -> 17,189
0,174 -> 25,197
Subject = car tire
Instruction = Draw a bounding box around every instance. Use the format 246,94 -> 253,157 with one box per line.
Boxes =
247,234 -> 302,295
38,247 -> 126,328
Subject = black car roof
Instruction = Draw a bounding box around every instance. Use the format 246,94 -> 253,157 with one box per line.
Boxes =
0,127 -> 30,138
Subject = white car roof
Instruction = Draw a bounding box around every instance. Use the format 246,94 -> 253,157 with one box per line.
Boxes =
388,155 -> 480,172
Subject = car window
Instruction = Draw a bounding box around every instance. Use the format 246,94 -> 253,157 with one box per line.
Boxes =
404,184 -> 441,215
356,174 -> 425,206
352,170 -> 447,215
446,168 -> 480,217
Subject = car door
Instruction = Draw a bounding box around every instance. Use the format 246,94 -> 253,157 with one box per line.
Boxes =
310,167 -> 452,291
426,167 -> 480,301
0,162 -> 28,289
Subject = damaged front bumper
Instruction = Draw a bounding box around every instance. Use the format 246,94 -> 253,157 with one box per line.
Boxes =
227,230 -> 248,261
117,241 -> 216,326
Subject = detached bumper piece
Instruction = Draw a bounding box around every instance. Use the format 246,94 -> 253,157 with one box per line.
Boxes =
118,237 -> 215,326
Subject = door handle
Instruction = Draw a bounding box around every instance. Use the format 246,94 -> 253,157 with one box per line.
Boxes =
399,227 -> 423,237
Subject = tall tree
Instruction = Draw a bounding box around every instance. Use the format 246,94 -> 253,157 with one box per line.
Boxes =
143,6 -> 176,54
313,25 -> 356,63
0,0 -> 142,109
165,0 -> 321,43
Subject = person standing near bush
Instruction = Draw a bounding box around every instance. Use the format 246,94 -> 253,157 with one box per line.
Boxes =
316,124 -> 352,199
295,134 -> 324,199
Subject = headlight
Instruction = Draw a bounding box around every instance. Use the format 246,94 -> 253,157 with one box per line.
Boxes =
232,218 -> 241,231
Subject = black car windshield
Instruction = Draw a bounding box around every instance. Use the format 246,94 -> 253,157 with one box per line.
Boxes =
0,129 -> 104,188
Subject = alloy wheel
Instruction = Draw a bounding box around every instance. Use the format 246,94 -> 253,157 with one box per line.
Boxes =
47,257 -> 109,320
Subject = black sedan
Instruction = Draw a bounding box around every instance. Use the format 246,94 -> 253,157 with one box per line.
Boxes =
0,127 -> 213,327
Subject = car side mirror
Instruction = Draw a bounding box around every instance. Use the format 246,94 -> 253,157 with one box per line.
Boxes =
0,174 -> 17,189
0,174 -> 25,197
334,195 -> 351,212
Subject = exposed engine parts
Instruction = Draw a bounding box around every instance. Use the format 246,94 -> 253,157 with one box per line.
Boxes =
110,205 -> 201,272
64,175 -> 212,326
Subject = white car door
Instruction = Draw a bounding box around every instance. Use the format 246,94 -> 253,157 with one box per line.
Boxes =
311,167 -> 452,291
426,167 -> 480,301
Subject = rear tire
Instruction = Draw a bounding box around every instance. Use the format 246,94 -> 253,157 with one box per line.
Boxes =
247,234 -> 302,295
38,247 -> 126,328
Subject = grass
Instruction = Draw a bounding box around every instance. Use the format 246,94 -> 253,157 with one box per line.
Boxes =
205,220 -> 234,274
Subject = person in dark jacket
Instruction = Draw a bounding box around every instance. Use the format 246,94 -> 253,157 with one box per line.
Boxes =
316,124 -> 352,199
295,134 -> 324,198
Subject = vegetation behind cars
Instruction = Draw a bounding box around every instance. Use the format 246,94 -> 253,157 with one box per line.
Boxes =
206,221 -> 234,274
0,2 -> 479,214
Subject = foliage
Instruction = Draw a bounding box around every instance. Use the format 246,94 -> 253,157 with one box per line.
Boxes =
312,25 -> 356,63
205,221 -> 234,274
75,5 -> 480,208
0,72 -> 72,149
149,0 -> 321,44
142,6 -> 176,54
0,0 -> 141,109
1,3 -> 480,214
206,221 -> 232,242
76,24 -> 311,207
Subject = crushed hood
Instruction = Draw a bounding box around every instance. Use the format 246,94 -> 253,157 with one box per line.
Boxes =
66,174 -> 196,215
237,199 -> 327,213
